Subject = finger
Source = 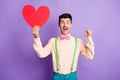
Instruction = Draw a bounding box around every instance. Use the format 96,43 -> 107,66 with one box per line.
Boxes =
88,30 -> 92,36
34,26 -> 39,30
85,29 -> 92,37
85,31 -> 88,37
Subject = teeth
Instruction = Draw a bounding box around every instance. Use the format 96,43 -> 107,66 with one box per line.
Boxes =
64,29 -> 68,30
63,27 -> 68,30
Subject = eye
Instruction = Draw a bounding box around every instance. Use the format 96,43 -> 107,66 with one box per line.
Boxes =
66,21 -> 70,24
60,21 -> 64,25
66,20 -> 71,24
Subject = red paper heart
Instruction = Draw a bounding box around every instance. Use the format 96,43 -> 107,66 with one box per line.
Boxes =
23,5 -> 50,28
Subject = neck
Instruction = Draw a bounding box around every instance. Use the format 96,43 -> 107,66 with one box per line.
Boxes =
60,33 -> 71,37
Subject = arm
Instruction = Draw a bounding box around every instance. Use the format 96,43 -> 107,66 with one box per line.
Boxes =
80,29 -> 95,60
32,26 -> 51,58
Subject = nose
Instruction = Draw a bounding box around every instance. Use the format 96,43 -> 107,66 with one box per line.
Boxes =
64,23 -> 67,26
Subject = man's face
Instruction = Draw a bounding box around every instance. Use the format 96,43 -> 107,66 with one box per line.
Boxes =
59,18 -> 72,35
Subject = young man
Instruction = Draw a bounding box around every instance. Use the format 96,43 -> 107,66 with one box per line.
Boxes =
32,13 -> 94,80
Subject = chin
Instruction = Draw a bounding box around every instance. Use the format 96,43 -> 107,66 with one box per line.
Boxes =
62,32 -> 69,35
61,30 -> 70,35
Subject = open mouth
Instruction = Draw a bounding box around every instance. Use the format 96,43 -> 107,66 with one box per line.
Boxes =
63,27 -> 68,31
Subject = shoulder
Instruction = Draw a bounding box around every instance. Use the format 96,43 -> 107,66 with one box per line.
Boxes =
48,37 -> 57,43
73,37 -> 83,42
49,37 -> 56,41
73,37 -> 84,44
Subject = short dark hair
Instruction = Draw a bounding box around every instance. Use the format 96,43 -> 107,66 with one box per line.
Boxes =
59,13 -> 72,23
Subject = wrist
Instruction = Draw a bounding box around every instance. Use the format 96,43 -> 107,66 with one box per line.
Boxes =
34,34 -> 39,38
86,36 -> 92,40
86,36 -> 94,45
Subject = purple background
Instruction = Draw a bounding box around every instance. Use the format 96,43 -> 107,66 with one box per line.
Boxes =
0,0 -> 120,80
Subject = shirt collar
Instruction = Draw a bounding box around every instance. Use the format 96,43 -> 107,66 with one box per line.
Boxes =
58,33 -> 71,41
60,33 -> 71,37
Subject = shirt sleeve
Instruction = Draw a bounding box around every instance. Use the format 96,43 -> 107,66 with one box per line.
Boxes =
33,37 -> 52,58
80,37 -> 95,60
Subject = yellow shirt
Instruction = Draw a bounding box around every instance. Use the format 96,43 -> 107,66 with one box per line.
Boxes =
33,34 -> 94,74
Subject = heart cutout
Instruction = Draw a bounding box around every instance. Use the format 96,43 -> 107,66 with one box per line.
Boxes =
22,5 -> 50,28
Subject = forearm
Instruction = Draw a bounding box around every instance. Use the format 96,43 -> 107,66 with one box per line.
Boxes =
85,36 -> 95,60
33,37 -> 51,58
32,26 -> 51,58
